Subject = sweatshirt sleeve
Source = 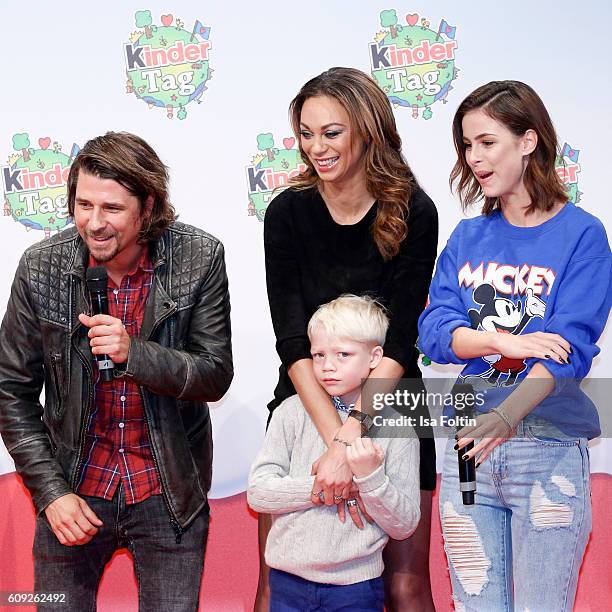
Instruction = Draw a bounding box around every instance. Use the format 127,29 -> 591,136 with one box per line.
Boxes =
353,438 -> 421,541
533,222 -> 612,390
247,400 -> 315,514
418,222 -> 471,364
382,189 -> 438,370
263,192 -> 312,368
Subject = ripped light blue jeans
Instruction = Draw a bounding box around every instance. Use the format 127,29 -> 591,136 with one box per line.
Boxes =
439,415 -> 592,612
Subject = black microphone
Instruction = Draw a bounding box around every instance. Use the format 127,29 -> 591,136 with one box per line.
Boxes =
458,441 -> 476,505
452,383 -> 476,505
85,266 -> 114,382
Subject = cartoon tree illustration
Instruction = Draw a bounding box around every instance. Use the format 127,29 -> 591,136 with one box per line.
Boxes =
381,9 -> 399,38
257,133 -> 276,162
12,133 -> 31,162
135,10 -> 154,38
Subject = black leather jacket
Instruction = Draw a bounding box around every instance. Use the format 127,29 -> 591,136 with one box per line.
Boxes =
0,222 -> 233,532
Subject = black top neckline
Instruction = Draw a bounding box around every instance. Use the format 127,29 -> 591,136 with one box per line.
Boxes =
314,189 -> 378,230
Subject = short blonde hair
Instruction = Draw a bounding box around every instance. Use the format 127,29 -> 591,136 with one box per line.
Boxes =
307,295 -> 389,346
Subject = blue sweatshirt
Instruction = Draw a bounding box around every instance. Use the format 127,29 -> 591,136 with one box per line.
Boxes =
418,203 -> 611,438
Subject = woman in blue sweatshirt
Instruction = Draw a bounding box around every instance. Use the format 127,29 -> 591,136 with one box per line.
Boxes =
418,81 -> 611,611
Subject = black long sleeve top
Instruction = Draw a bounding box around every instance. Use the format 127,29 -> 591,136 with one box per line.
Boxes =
264,185 -> 438,412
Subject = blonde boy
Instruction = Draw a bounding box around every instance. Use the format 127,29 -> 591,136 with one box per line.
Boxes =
248,295 -> 420,611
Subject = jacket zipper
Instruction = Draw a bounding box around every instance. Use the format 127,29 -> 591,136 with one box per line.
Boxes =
49,352 -> 63,417
70,285 -> 94,490
140,387 -> 183,544
141,300 -> 184,543
70,349 -> 94,489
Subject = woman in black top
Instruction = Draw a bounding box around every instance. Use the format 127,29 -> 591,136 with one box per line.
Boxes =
257,67 -> 438,611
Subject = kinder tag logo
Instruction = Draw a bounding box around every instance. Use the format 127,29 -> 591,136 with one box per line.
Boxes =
556,143 -> 582,205
125,11 -> 212,120
2,134 -> 79,236
246,134 -> 306,221
370,10 -> 459,119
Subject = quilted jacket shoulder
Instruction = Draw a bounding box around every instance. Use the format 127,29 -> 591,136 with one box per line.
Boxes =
23,226 -> 81,328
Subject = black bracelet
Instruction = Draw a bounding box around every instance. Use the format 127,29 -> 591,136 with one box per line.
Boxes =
333,436 -> 352,447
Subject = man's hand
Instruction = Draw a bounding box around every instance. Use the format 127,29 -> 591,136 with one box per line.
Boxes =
44,493 -> 103,546
78,313 -> 130,364
346,437 -> 385,479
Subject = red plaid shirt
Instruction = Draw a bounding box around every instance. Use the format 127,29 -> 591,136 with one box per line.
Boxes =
76,249 -> 162,504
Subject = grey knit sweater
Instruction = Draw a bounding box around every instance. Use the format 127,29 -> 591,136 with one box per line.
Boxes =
247,395 -> 421,585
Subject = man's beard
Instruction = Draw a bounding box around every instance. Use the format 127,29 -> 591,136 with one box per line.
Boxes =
86,233 -> 119,263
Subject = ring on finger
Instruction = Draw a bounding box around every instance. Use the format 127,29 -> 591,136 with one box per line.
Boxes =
333,495 -> 343,503
346,499 -> 358,508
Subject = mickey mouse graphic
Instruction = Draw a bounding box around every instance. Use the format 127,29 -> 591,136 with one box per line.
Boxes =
468,283 -> 546,386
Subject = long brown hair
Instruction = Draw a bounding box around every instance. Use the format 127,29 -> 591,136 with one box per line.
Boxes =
288,67 -> 416,260
450,80 -> 567,215
67,132 -> 176,242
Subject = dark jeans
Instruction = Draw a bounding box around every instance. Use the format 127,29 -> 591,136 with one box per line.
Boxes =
33,486 -> 210,611
269,568 -> 384,612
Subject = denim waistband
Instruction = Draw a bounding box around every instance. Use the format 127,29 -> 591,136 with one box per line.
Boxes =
514,414 -> 577,440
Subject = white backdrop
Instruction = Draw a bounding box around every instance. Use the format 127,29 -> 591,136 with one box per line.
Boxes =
1,1 -> 610,496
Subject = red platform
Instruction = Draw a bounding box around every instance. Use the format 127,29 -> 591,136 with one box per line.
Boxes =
0,472 -> 609,611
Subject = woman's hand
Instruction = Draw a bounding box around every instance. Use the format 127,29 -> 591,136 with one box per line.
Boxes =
452,326 -> 572,363
456,363 -> 557,467
311,443 -> 354,506
335,485 -> 374,529
310,420 -> 361,505
493,331 -> 571,364
455,412 -> 514,467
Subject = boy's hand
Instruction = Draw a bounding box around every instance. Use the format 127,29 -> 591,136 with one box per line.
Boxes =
346,437 -> 384,478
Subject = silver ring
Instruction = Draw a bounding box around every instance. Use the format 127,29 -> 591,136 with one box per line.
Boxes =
317,491 -> 325,501
333,495 -> 343,503
346,499 -> 358,508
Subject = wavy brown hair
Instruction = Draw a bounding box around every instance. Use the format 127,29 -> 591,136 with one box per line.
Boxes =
450,80 -> 567,215
288,67 -> 416,260
67,132 -> 176,242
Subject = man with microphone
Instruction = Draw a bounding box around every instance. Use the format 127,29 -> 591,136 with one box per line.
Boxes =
0,132 -> 233,610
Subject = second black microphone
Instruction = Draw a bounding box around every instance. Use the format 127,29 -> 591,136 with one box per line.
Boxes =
85,266 -> 115,382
